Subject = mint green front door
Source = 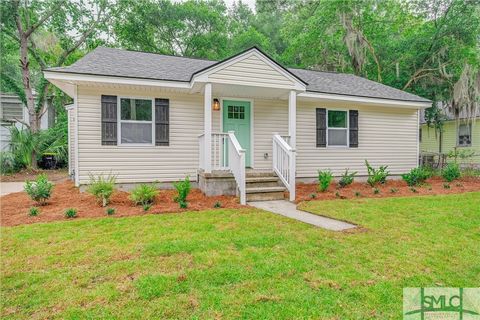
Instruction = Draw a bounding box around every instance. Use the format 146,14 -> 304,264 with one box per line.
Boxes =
223,100 -> 251,167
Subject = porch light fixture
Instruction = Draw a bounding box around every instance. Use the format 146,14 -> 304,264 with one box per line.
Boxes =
213,98 -> 220,111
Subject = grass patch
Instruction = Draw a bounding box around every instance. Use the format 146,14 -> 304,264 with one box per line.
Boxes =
1,193 -> 479,319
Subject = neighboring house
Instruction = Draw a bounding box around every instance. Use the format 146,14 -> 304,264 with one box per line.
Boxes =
44,46 -> 430,203
420,106 -> 480,166
0,92 -> 55,151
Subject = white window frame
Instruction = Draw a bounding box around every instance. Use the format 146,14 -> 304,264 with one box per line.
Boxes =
117,96 -> 155,146
326,109 -> 349,148
457,122 -> 472,147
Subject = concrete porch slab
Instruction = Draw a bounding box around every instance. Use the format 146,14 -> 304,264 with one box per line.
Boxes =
249,200 -> 356,231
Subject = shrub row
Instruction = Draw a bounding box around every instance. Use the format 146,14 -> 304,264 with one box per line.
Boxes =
317,160 -> 463,192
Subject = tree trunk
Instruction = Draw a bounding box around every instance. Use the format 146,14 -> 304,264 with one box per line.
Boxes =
19,32 -> 39,169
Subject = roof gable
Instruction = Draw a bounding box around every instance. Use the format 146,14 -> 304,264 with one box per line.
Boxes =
191,47 -> 307,91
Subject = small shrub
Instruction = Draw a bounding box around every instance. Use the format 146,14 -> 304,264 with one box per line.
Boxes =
409,187 -> 418,193
28,207 -> 39,216
373,187 -> 380,194
365,160 -> 389,187
462,166 -> 480,177
354,191 -> 361,197
309,193 -> 317,199
65,208 -> 77,218
338,169 -> 357,188
443,183 -> 450,189
213,201 -> 222,208
0,151 -> 20,174
455,183 -> 463,188
130,183 -> 159,206
335,191 -> 340,198
174,176 -> 191,208
390,188 -> 398,193
142,203 -> 152,212
24,174 -> 53,205
318,170 -> 333,192
442,163 -> 461,182
87,173 -> 116,207
106,207 -> 116,215
401,166 -> 432,186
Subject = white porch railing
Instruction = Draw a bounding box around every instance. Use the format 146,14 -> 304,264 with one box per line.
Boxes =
273,134 -> 296,201
227,131 -> 246,205
198,131 -> 246,204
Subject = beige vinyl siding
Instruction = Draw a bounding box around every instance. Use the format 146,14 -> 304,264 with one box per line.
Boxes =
68,108 -> 76,175
252,99 -> 288,169
296,101 -> 419,177
420,119 -> 480,164
76,86 -> 204,185
208,54 -> 295,89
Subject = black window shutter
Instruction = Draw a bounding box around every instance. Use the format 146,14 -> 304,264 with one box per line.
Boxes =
155,98 -> 169,146
316,108 -> 327,147
101,95 -> 117,145
349,110 -> 359,148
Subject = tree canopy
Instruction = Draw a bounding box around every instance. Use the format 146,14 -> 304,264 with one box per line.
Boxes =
1,0 -> 479,120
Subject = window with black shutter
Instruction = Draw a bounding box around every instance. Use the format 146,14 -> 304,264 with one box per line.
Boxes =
101,95 -> 117,145
155,98 -> 169,146
316,108 -> 326,147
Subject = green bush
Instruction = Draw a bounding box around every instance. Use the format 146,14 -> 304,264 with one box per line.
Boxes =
443,183 -> 451,189
174,176 -> 191,208
309,193 -> 317,199
373,187 -> 380,194
65,208 -> 77,218
86,173 -> 116,207
318,170 -> 333,192
143,203 -> 152,212
213,201 -> 222,208
442,163 -> 461,182
401,166 -> 432,186
24,174 -> 53,205
0,152 -> 20,174
354,191 -> 361,197
338,169 -> 357,188
28,207 -> 39,216
106,207 -> 116,215
365,160 -> 389,187
129,183 -> 159,206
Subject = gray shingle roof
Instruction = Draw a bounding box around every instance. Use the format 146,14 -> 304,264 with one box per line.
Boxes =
47,47 -> 430,103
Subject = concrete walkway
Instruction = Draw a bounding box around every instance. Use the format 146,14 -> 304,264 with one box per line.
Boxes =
0,182 -> 25,196
249,200 -> 356,231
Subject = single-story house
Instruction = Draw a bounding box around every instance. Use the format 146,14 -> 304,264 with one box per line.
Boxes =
0,92 -> 55,151
44,46 -> 431,203
420,106 -> 479,166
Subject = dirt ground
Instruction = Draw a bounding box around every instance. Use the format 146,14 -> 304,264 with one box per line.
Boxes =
0,168 -> 69,182
294,176 -> 480,202
0,180 -> 245,227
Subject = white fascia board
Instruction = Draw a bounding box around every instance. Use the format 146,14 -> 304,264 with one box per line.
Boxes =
298,91 -> 432,109
43,71 -> 192,89
64,104 -> 74,111
191,49 -> 307,91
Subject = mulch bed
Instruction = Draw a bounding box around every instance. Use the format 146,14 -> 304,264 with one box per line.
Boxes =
2,177 -> 479,227
0,181 -> 245,227
294,176 -> 480,202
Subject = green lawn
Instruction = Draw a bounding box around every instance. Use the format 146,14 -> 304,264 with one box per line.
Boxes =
1,193 -> 479,319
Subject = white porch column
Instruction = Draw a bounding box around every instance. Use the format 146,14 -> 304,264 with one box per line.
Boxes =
288,90 -> 296,148
204,83 -> 212,173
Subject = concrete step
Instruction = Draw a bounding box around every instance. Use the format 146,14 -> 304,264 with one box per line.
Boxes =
245,171 -> 276,178
246,186 -> 286,202
246,176 -> 281,188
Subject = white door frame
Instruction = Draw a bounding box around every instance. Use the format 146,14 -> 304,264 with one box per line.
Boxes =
219,97 -> 255,168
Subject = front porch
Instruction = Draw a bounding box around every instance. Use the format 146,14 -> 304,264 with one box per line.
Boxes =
197,83 -> 298,204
